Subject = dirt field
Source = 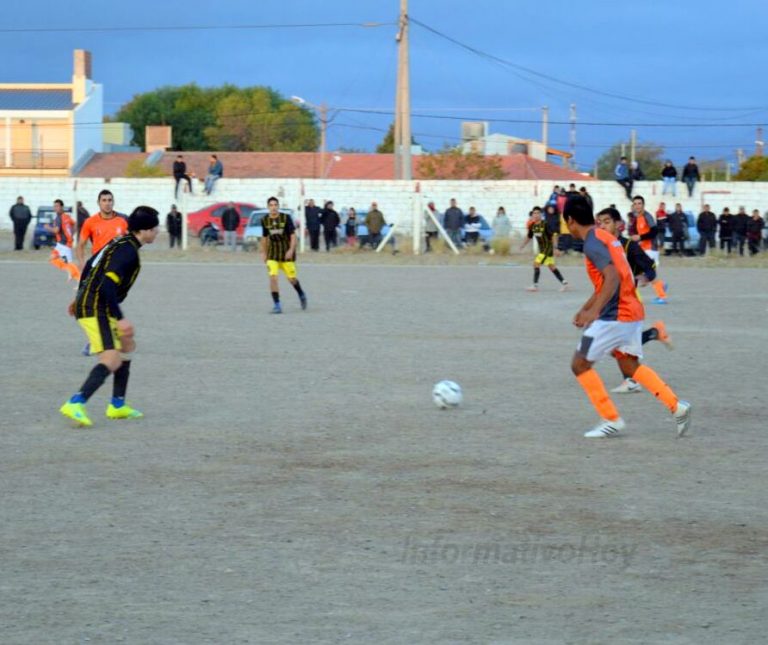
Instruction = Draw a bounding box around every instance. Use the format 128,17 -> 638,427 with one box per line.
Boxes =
1,243 -> 767,644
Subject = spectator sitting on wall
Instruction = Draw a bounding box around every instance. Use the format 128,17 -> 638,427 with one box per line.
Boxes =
204,155 -> 223,195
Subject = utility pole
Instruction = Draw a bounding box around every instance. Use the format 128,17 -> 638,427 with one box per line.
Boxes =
319,102 -> 328,178
737,148 -> 745,167
630,129 -> 636,165
394,0 -> 411,180
756,126 -> 764,157
541,106 -> 549,151
569,103 -> 576,168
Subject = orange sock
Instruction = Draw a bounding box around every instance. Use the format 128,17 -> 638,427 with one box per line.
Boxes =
652,279 -> 667,299
65,263 -> 81,281
631,364 -> 678,412
576,369 -> 620,421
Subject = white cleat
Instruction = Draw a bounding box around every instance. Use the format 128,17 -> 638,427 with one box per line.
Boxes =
525,285 -> 539,292
673,400 -> 692,437
611,378 -> 642,394
584,417 -> 626,438
559,282 -> 570,292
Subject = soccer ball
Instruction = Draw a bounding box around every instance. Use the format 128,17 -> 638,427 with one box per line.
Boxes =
432,380 -> 463,409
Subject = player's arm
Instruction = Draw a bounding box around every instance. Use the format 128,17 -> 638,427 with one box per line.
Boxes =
75,219 -> 91,267
574,264 -> 619,327
284,218 -> 297,260
259,229 -> 268,263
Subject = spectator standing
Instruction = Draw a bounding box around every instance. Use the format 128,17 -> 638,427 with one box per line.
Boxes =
696,204 -> 717,255
424,201 -> 440,252
345,208 -> 359,247
547,186 -> 560,208
9,196 -> 32,251
364,202 -> 386,249
747,209 -> 764,255
304,199 -> 322,251
667,203 -> 687,256
173,155 -> 193,198
321,201 -> 340,251
76,201 -> 90,239
556,187 -> 568,216
203,155 -> 223,195
631,161 -> 645,181
615,156 -> 633,199
579,187 -> 594,212
220,202 -> 240,251
681,157 -> 701,197
655,202 -> 668,248
443,198 -> 465,249
661,161 -> 677,196
717,208 -> 733,254
492,206 -> 511,240
166,204 -> 183,249
733,206 -> 749,256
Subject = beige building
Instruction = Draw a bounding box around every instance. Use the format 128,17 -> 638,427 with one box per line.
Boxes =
0,49 -> 103,176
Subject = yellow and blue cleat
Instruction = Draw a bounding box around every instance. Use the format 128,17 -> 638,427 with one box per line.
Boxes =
106,403 -> 144,420
60,401 -> 93,427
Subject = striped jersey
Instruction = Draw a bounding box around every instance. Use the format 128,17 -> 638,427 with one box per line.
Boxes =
261,213 -> 296,261
75,234 -> 142,320
583,227 -> 644,322
527,219 -> 556,256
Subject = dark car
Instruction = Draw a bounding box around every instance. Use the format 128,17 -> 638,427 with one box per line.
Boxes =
32,205 -> 72,250
187,202 -> 259,241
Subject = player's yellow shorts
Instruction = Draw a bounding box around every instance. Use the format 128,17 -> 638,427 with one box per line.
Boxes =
534,253 -> 556,266
266,260 -> 297,279
78,315 -> 121,354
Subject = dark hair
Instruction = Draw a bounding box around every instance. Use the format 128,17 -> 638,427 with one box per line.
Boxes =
620,156 -> 627,161
98,189 -> 113,200
632,195 -> 645,205
128,206 -> 159,232
267,196 -> 279,205
597,207 -> 622,222
563,195 -> 594,226
54,199 -> 64,207
212,154 -> 218,159
531,206 -> 542,213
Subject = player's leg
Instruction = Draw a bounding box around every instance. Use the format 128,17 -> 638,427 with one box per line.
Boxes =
283,262 -> 307,310
546,257 -> 568,290
106,328 -> 142,419
61,317 -> 123,426
526,258 -> 542,291
265,261 -> 282,313
572,322 -> 625,437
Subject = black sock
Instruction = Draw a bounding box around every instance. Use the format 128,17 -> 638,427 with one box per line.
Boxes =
113,360 -> 131,400
271,292 -> 280,304
533,267 -> 541,284
292,281 -> 305,297
552,268 -> 565,283
78,364 -> 112,402
641,328 -> 658,345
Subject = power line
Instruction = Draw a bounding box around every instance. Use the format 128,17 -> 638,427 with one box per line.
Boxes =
410,17 -> 768,114
0,21 -> 393,34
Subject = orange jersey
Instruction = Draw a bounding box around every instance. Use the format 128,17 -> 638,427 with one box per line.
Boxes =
583,227 -> 644,322
80,214 -> 128,255
634,209 -> 657,251
55,212 -> 75,246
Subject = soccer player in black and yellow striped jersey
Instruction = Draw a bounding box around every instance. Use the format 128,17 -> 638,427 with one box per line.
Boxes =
519,206 -> 569,292
260,196 -> 307,314
59,206 -> 159,427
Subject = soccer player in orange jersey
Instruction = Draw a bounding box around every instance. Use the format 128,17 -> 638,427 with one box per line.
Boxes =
563,195 -> 691,438
76,190 -> 128,268
45,199 -> 80,281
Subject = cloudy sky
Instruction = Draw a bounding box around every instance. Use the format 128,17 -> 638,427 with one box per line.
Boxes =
3,0 -> 767,170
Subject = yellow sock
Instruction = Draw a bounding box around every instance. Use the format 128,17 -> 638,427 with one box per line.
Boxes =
632,364 -> 678,412
576,369 -> 620,421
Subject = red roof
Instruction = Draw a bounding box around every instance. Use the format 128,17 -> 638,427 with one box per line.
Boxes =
77,151 -> 592,181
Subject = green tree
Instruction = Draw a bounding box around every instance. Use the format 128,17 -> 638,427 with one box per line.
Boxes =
418,150 -> 506,180
124,158 -> 168,178
113,84 -> 319,152
376,122 -> 418,154
595,142 -> 665,180
733,155 -> 768,181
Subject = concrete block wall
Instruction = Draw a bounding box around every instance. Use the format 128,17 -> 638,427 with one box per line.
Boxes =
2,176 -> 767,236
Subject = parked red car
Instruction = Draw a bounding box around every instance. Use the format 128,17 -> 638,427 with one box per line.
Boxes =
187,202 -> 259,240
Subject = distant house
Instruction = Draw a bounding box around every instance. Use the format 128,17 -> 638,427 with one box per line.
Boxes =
0,49 -> 103,176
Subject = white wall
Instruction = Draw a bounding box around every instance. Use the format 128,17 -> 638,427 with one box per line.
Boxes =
1,176 -> 767,234
72,81 -> 103,168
